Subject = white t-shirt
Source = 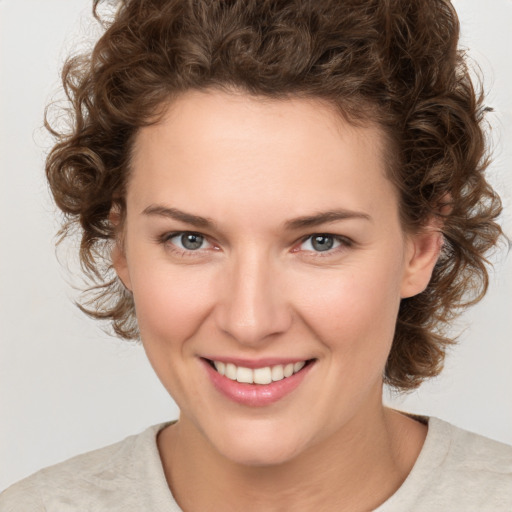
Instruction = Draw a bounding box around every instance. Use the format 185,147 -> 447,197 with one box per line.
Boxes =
1,417 -> 511,511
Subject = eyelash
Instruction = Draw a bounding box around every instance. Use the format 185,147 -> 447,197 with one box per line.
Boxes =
157,231 -> 353,259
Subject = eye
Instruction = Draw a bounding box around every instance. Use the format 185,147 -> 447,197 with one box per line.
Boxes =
164,232 -> 212,251
298,234 -> 351,254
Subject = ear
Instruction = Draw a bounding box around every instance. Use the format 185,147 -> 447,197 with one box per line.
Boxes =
111,243 -> 133,292
400,225 -> 443,299
109,206 -> 132,292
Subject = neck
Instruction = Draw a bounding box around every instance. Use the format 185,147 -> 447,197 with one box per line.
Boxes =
157,405 -> 426,512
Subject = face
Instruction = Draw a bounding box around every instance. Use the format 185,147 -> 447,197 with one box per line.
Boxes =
114,89 -> 439,466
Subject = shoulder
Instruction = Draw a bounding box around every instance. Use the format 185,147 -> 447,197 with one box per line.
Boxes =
378,416 -> 512,512
0,423 -> 173,511
427,418 -> 512,509
430,417 -> 512,479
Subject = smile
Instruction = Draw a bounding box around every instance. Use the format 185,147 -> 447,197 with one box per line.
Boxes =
210,360 -> 307,385
202,358 -> 316,407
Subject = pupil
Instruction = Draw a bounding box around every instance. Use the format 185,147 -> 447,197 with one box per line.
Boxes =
312,235 -> 333,252
181,233 -> 203,250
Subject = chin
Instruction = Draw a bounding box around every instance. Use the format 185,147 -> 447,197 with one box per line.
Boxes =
221,440 -> 304,467
206,418 -> 312,467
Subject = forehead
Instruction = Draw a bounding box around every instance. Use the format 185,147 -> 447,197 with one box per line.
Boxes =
128,89 -> 398,225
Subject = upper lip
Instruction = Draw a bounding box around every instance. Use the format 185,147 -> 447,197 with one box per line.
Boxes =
201,356 -> 314,369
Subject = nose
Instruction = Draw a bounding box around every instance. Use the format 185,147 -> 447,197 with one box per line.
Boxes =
214,249 -> 292,346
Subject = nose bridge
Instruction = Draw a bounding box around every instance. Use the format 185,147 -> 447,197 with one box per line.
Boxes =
215,245 -> 291,345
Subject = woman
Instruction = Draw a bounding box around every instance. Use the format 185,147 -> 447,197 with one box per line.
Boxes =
1,0 -> 511,510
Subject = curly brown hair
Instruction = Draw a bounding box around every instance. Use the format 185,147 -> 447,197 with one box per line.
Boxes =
45,0 -> 503,390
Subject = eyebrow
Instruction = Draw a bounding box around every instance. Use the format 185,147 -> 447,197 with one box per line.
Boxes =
142,205 -> 217,229
142,205 -> 372,231
283,209 -> 372,230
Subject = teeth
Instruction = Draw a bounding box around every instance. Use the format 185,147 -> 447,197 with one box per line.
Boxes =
283,363 -> 294,378
212,360 -> 308,385
254,367 -> 272,385
271,365 -> 284,381
214,361 -> 225,376
294,361 -> 305,372
236,366 -> 253,384
225,363 -> 237,380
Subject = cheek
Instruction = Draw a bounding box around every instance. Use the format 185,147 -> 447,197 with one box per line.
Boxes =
129,262 -> 215,347
294,258 -> 403,358
128,262 -> 218,406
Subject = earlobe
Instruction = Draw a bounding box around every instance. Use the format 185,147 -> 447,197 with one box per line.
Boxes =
400,228 -> 443,299
111,242 -> 132,292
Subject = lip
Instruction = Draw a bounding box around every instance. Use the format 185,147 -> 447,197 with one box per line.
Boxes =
201,357 -> 316,407
201,356 -> 309,369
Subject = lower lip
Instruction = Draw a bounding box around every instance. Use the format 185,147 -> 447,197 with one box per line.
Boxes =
201,359 -> 315,407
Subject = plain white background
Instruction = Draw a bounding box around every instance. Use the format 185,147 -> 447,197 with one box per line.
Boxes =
1,0 -> 511,492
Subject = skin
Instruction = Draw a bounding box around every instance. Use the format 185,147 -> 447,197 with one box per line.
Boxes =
113,89 -> 442,511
